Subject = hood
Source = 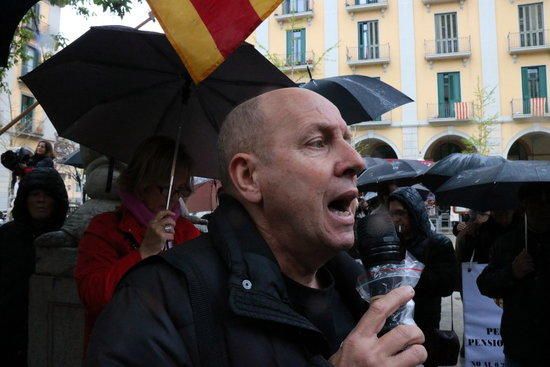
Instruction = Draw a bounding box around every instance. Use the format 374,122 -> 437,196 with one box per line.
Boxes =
12,168 -> 69,230
389,187 -> 432,239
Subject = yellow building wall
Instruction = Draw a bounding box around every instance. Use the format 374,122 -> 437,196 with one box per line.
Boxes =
494,0 -> 550,118
338,0 -> 403,122
413,0 -> 483,121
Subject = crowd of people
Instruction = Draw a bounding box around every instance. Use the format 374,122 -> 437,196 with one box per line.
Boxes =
0,88 -> 548,366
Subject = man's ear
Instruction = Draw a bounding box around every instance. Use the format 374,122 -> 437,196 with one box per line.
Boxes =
228,153 -> 262,204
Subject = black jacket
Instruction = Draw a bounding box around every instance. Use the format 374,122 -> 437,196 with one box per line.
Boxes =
389,188 -> 458,329
0,168 -> 68,366
477,226 -> 550,364
86,196 -> 366,367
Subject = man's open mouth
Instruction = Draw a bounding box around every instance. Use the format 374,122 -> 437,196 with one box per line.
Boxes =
328,192 -> 357,217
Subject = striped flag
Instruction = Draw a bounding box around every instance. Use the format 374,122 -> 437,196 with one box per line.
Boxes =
146,0 -> 282,83
454,101 -> 470,120
530,97 -> 547,116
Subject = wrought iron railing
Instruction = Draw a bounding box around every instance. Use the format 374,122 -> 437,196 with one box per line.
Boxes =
346,43 -> 390,62
427,102 -> 473,120
424,36 -> 471,56
508,29 -> 549,50
511,98 -> 549,117
271,51 -> 315,68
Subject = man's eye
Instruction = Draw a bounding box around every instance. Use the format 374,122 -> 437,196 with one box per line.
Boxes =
309,139 -> 326,148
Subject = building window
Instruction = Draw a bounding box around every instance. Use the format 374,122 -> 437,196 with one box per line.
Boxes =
437,72 -> 461,118
518,3 -> 544,47
521,65 -> 547,114
21,46 -> 39,75
358,20 -> 379,60
435,12 -> 458,54
19,95 -> 35,133
282,0 -> 310,14
286,28 -> 306,65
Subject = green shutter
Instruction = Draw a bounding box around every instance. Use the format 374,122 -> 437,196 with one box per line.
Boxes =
448,72 -> 460,117
539,65 -> 547,98
437,73 -> 445,117
300,29 -> 306,63
286,30 -> 292,65
521,67 -> 530,113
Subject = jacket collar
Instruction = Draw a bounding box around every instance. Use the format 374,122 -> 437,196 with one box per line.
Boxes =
208,195 -> 365,343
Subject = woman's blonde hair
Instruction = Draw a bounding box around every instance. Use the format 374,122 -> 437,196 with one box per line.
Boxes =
117,136 -> 193,195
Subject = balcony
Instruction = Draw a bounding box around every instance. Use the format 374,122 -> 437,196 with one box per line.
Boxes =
271,52 -> 315,73
15,119 -> 43,137
427,102 -> 473,123
422,0 -> 465,11
345,0 -> 388,18
511,98 -> 549,119
346,44 -> 390,70
424,36 -> 471,65
274,0 -> 314,25
354,110 -> 393,126
508,29 -> 550,58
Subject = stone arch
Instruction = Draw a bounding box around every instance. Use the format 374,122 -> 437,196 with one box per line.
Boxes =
505,127 -> 550,160
421,131 -> 472,162
353,133 -> 400,158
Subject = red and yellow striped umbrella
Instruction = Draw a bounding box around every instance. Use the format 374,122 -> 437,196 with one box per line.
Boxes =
147,0 -> 282,83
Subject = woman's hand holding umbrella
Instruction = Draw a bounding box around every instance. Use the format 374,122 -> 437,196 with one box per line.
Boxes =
140,210 -> 176,259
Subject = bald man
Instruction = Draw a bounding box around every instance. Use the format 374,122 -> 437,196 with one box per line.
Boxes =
86,88 -> 427,367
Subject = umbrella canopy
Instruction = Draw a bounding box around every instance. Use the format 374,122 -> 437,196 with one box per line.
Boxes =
300,75 -> 413,125
421,153 -> 506,192
21,26 -> 295,178
435,160 -> 550,210
357,159 -> 431,192
1,0 -> 38,67
60,149 -> 83,169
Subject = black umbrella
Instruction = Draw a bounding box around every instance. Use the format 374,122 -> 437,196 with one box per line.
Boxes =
1,0 -> 38,67
435,160 -> 550,210
300,75 -> 413,125
61,149 -> 83,169
421,153 -> 506,192
21,26 -> 295,178
358,159 -> 431,192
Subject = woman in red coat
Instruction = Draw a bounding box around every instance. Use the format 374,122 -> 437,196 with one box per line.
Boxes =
75,137 -> 201,344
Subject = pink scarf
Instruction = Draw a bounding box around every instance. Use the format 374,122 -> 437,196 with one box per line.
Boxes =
118,190 -> 180,227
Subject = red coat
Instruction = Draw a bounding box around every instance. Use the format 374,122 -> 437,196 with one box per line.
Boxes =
74,206 -> 200,343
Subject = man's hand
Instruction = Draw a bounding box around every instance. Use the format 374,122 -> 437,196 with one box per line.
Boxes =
329,287 -> 427,367
512,249 -> 535,279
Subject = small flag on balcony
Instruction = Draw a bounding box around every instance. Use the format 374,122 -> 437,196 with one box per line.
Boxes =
530,97 -> 547,117
146,0 -> 283,83
454,101 -> 469,120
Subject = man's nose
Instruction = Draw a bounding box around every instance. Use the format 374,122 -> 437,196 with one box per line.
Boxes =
335,141 -> 365,178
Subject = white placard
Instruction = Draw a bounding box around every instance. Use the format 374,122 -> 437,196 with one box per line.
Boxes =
462,263 -> 505,367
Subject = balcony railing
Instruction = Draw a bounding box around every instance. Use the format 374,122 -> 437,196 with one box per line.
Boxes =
274,0 -> 314,23
424,36 -> 471,61
511,98 -> 550,119
271,51 -> 315,72
422,0 -> 464,4
346,44 -> 390,67
15,119 -> 43,136
508,29 -> 550,55
427,102 -> 473,122
345,0 -> 388,16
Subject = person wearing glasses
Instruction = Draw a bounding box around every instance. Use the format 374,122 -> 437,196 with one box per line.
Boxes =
74,136 -> 200,347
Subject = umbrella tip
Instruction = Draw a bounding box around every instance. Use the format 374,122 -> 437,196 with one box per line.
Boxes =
307,65 -> 313,82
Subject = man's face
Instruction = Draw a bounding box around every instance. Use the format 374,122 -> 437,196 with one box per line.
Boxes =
27,189 -> 54,221
256,90 -> 365,256
389,200 -> 412,238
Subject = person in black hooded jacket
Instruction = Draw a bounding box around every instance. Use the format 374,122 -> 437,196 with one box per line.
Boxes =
389,187 -> 458,367
0,168 -> 68,366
